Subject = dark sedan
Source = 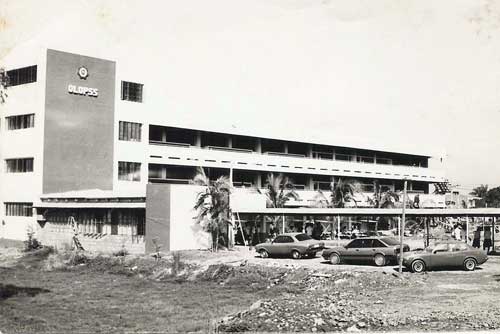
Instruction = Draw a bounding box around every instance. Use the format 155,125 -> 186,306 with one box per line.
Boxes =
322,237 -> 409,266
402,241 -> 488,273
255,233 -> 325,259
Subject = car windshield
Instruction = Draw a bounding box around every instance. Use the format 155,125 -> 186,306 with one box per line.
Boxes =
380,237 -> 400,245
295,234 -> 312,241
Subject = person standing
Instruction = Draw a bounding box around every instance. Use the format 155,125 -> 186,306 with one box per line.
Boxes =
454,224 -> 462,241
269,222 -> 277,239
484,226 -> 492,254
305,223 -> 313,236
312,221 -> 324,240
472,227 -> 481,248
352,225 -> 360,239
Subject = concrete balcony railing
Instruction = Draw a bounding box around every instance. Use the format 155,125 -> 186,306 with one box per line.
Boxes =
148,140 -> 426,168
147,144 -> 446,183
230,188 -> 447,210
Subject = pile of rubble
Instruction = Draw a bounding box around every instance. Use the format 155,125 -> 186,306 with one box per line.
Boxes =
218,268 -> 500,332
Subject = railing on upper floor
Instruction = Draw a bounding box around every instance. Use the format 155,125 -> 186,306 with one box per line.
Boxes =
148,177 -> 191,184
264,151 -> 306,158
206,146 -> 254,154
149,140 -> 191,148
147,141 -> 430,169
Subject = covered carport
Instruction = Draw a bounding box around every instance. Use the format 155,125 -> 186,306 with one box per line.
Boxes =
233,208 -> 500,271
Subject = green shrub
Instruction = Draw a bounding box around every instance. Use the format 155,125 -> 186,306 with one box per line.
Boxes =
24,227 -> 42,252
113,248 -> 129,257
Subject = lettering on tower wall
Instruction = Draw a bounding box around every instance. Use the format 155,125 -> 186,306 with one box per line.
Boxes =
67,66 -> 99,97
68,84 -> 99,97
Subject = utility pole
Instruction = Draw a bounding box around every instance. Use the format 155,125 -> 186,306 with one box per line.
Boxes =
399,179 -> 408,274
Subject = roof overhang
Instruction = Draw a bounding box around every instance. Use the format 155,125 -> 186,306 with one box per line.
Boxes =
34,202 -> 145,209
234,208 -> 500,217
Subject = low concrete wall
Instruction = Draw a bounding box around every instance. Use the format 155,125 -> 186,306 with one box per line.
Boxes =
38,222 -> 145,254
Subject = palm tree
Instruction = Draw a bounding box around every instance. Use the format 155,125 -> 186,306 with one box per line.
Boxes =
264,173 -> 299,208
312,178 -> 361,208
471,184 -> 488,202
193,167 -> 232,252
262,173 -> 300,233
331,178 -> 361,208
368,181 -> 400,232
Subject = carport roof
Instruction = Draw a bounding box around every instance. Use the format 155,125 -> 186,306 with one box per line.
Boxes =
234,208 -> 500,217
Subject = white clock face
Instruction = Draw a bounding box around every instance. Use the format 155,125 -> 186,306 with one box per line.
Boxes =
78,66 -> 88,79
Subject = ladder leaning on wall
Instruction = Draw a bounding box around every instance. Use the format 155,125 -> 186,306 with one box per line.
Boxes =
68,216 -> 85,251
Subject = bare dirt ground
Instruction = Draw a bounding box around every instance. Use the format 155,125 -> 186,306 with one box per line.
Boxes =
1,240 -> 500,333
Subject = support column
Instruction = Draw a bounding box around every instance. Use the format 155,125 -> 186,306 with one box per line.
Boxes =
307,144 -> 313,158
283,143 -> 289,154
465,216 -> 469,245
254,173 -> 262,188
307,175 -> 314,190
195,131 -> 202,147
493,217 -> 496,253
255,138 -> 262,153
227,136 -> 233,148
426,217 -> 430,247
162,128 -> 167,142
162,165 -> 167,179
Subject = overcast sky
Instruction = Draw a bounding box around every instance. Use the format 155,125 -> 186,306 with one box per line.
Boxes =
1,0 -> 500,191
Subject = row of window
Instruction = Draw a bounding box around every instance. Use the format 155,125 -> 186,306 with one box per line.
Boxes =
2,118 -> 138,138
4,202 -> 33,217
3,158 -> 142,182
5,65 -> 144,104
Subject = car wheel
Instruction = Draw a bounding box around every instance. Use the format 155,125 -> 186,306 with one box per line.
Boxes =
464,258 -> 477,271
411,260 -> 426,273
374,254 -> 386,267
291,250 -> 301,259
329,253 -> 341,265
259,249 -> 269,259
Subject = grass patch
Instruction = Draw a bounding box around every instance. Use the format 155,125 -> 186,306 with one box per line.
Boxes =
0,267 -> 282,332
0,248 -> 304,332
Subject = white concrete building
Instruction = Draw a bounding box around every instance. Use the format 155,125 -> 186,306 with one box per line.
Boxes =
0,46 -> 447,252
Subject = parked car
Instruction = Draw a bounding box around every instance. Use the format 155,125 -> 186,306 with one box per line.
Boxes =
255,233 -> 325,259
401,241 -> 488,273
322,237 -> 409,266
365,231 -> 384,237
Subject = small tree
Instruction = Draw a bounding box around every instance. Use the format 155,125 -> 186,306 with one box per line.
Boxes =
193,168 -> 231,252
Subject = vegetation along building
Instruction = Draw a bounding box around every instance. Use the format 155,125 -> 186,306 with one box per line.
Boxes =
0,48 -> 447,253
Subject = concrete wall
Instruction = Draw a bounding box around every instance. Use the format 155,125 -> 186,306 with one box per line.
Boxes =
0,46 -> 46,240
146,183 -> 209,253
43,49 -> 116,193
169,184 -> 210,251
37,223 -> 144,254
145,184 -> 171,253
